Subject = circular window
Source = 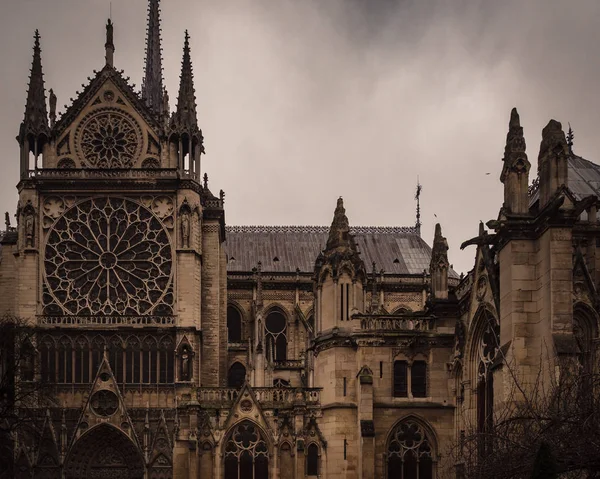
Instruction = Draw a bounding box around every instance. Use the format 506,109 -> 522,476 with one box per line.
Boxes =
90,390 -> 118,417
76,109 -> 142,168
266,313 -> 286,334
43,197 -> 173,316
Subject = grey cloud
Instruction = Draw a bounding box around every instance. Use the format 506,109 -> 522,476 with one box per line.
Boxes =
1,0 -> 599,274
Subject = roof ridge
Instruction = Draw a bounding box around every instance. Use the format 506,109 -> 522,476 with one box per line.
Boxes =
225,225 -> 419,234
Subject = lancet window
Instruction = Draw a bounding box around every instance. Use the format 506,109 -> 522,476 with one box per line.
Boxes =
265,310 -> 287,361
475,312 -> 499,450
393,360 -> 428,398
306,443 -> 320,476
227,306 -> 243,343
224,422 -> 269,479
387,420 -> 434,479
228,362 -> 246,389
37,335 -> 174,385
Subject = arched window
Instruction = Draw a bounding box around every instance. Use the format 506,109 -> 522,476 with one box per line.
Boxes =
273,378 -> 290,388
20,340 -> 35,382
265,311 -> 287,361
57,337 -> 73,383
393,361 -> 408,397
227,306 -> 242,343
411,361 -> 427,398
40,338 -> 55,383
159,336 -> 174,383
224,422 -> 269,479
74,337 -> 90,384
306,443 -> 319,476
228,362 -> 246,388
109,336 -> 123,383
143,338 -> 158,384
91,337 -> 105,379
125,337 -> 141,384
475,312 -> 499,454
573,305 -> 598,374
387,420 -> 434,479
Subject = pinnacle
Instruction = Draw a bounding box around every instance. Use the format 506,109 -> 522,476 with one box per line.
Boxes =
325,197 -> 353,252
509,107 -> 520,128
20,29 -> 49,141
172,30 -> 198,131
142,0 -> 164,115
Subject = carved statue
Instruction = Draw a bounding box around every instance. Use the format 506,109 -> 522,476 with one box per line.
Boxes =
181,210 -> 190,248
4,212 -> 10,231
24,209 -> 35,247
180,348 -> 191,381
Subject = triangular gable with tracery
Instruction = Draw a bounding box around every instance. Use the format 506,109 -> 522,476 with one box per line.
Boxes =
54,65 -> 162,139
35,409 -> 61,471
222,383 -> 274,438
70,353 -> 141,451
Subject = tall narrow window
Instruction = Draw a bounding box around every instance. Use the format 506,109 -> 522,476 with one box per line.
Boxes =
228,362 -> 246,388
346,284 -> 350,320
306,444 -> 319,476
340,284 -> 344,321
159,337 -> 174,383
126,338 -> 141,383
109,338 -> 123,383
74,337 -> 90,384
21,340 -> 34,382
265,311 -> 287,361
343,377 -> 347,396
57,337 -> 72,383
411,361 -> 427,398
393,361 -> 408,397
41,339 -> 56,383
227,306 -> 242,343
380,361 -> 383,379
143,338 -> 158,384
91,338 -> 104,379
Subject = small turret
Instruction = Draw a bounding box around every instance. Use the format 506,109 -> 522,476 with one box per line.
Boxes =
430,223 -> 449,300
170,31 -> 204,180
500,108 -> 530,215
18,30 -> 49,178
314,198 -> 366,332
538,119 -> 569,208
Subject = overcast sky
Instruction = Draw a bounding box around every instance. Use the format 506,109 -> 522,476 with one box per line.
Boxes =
1,0 -> 600,274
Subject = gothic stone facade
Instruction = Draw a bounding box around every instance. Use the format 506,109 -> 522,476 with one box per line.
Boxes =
1,3 -> 599,479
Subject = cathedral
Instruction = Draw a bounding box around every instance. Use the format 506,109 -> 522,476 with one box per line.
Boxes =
2,1 -> 600,478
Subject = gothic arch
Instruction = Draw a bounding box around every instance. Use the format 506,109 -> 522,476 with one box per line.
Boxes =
223,420 -> 271,479
573,302 -> 599,370
466,305 -> 499,380
227,303 -> 245,343
263,305 -> 289,362
385,415 -> 437,479
64,424 -> 145,479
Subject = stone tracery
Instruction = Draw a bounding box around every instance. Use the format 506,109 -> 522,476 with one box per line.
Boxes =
43,197 -> 173,316
76,109 -> 142,168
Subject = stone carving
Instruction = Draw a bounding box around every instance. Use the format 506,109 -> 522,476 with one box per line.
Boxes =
43,197 -> 173,316
22,203 -> 36,247
180,346 -> 191,381
90,390 -> 118,417
76,109 -> 142,168
179,204 -> 191,248
142,157 -> 160,169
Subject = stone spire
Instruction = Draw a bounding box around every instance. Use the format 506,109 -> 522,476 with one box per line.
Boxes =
500,107 -> 530,215
172,31 -> 198,131
325,197 -> 356,253
538,119 -> 569,208
19,30 -> 49,143
141,0 -> 164,115
430,223 -> 449,300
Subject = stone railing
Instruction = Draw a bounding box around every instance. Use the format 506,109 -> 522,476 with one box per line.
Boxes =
29,168 -> 180,180
196,387 -> 321,408
38,315 -> 176,327
359,317 -> 436,332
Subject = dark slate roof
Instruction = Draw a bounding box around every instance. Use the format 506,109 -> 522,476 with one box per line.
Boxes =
225,225 -> 458,277
530,155 -> 600,203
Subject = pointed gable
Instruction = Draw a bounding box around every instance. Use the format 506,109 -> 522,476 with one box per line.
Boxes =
51,67 -> 163,169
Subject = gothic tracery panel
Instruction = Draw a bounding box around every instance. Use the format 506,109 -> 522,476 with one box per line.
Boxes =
43,197 -> 173,316
75,109 -> 143,168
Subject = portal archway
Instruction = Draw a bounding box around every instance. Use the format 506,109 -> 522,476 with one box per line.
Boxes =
64,424 -> 145,479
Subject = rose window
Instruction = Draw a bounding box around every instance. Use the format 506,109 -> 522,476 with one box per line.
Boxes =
43,198 -> 173,316
76,109 -> 142,168
90,390 -> 119,417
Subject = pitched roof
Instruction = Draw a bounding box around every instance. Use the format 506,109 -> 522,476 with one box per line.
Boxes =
225,225 -> 457,277
530,154 -> 600,204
